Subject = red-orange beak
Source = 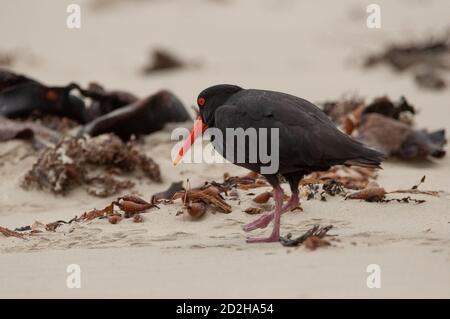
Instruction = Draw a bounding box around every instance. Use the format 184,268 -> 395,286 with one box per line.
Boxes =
173,116 -> 208,166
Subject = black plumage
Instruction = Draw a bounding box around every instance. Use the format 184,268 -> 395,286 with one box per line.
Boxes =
182,84 -> 384,242
199,85 -> 383,177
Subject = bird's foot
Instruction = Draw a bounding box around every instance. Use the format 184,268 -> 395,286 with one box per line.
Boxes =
284,192 -> 301,212
242,196 -> 302,233
242,213 -> 274,232
246,231 -> 280,243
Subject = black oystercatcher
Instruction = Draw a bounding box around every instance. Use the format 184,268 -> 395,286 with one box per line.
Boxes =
174,85 -> 384,243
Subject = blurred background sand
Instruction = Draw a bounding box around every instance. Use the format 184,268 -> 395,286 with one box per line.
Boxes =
1,0 -> 450,298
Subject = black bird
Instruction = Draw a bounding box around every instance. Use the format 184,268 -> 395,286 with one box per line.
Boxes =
174,84 -> 384,243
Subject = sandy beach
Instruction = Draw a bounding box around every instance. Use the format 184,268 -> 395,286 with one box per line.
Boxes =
1,0 -> 450,298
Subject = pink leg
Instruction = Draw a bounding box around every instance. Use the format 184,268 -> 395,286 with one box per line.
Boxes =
243,192 -> 300,232
246,186 -> 285,243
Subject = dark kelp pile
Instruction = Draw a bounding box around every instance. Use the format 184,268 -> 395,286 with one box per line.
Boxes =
0,68 -> 191,141
78,89 -> 190,140
0,69 -> 88,123
22,133 -> 161,197
0,68 -> 192,196
364,33 -> 450,90
320,95 -> 446,160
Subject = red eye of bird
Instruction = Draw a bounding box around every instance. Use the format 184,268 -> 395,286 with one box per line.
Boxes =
198,97 -> 205,107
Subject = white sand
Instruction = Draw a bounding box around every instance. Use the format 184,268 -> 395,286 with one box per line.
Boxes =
1,0 -> 450,298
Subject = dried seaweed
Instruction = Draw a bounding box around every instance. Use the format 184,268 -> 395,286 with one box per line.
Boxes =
415,70 -> 446,90
0,53 -> 14,67
5,194 -> 157,236
388,175 -> 440,197
302,183 -> 320,200
389,189 -> 439,197
185,202 -> 207,219
228,189 -> 239,198
244,207 -> 263,215
142,49 -> 185,74
322,179 -> 346,196
303,236 -> 331,250
347,187 -> 386,201
346,176 -> 432,203
303,166 -> 376,190
173,184 -> 232,214
375,196 -> 426,204
364,33 -> 450,90
280,225 -> 333,247
238,179 -> 268,190
45,222 -> 63,232
133,214 -> 144,223
43,217 -> 78,232
151,181 -> 184,204
321,94 -> 446,160
22,137 -> 83,193
14,226 -> 31,232
79,203 -> 114,221
0,226 -> 26,239
321,95 -> 365,123
359,113 -> 446,159
362,96 -> 416,120
80,196 -> 157,221
24,113 -> 79,133
22,133 -> 161,196
0,116 -> 62,149
321,95 -> 416,136
108,215 -> 123,224
209,171 -> 266,192
85,175 -> 134,197
252,191 -> 272,204
113,195 -> 158,217
412,175 -> 426,189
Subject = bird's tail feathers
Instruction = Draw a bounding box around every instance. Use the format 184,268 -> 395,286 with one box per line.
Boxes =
344,147 -> 385,169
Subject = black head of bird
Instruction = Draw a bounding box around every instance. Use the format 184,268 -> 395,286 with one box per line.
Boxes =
197,84 -> 243,127
172,84 -> 242,166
